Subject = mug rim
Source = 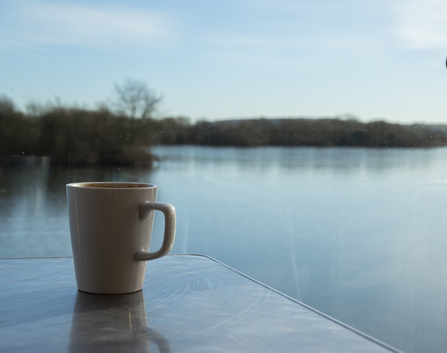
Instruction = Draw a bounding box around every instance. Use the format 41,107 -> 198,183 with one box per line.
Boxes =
66,182 -> 157,189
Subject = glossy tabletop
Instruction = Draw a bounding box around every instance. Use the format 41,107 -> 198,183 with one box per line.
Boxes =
0,255 -> 402,353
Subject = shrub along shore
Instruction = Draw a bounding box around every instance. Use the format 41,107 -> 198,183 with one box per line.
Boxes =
1,99 -> 447,166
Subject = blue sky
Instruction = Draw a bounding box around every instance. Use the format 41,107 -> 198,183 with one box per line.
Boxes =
1,0 -> 446,123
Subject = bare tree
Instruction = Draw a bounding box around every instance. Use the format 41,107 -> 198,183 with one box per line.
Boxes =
112,78 -> 162,119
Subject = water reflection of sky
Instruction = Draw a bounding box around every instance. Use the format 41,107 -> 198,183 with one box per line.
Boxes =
1,146 -> 447,353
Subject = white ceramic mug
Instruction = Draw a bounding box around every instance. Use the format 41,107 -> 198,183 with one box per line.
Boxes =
66,182 -> 176,294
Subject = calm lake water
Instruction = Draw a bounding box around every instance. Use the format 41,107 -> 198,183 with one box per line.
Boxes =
2,145 -> 447,353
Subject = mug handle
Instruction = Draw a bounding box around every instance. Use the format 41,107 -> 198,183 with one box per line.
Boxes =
134,201 -> 176,261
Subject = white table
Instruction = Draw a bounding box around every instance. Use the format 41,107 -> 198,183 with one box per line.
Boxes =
0,255 -> 402,352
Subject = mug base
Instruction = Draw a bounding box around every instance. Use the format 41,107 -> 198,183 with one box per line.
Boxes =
77,288 -> 143,295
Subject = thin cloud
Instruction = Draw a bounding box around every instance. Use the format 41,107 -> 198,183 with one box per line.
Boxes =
202,32 -> 371,70
208,34 -> 364,51
0,1 -> 174,49
240,0 -> 308,12
394,0 -> 447,49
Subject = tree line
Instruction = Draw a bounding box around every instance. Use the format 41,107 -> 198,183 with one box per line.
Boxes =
1,96 -> 447,166
155,117 -> 447,148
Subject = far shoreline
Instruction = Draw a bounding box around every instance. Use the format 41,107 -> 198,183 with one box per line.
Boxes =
2,97 -> 446,166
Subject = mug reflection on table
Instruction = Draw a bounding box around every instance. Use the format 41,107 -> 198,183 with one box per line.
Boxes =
69,291 -> 171,353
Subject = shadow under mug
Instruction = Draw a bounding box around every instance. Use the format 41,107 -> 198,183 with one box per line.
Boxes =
66,182 -> 176,294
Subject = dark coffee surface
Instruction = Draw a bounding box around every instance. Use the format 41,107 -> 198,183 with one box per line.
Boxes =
83,183 -> 150,188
